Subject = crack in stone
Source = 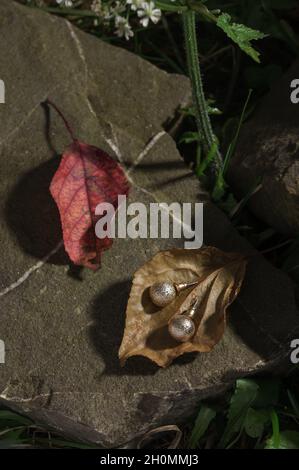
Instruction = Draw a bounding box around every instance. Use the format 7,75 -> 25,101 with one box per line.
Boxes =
105,126 -> 195,239
0,241 -> 63,298
65,21 -> 97,120
66,21 -> 88,84
0,129 -> 167,298
127,131 -> 166,175
0,21 -> 191,300
0,393 -> 50,403
182,372 -> 193,390
0,390 -> 102,403
0,87 -> 59,149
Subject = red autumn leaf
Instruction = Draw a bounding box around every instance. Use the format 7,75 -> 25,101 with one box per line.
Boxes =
48,101 -> 129,270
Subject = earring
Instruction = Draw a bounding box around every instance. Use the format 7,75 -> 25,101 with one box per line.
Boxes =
149,280 -> 198,308
168,296 -> 200,342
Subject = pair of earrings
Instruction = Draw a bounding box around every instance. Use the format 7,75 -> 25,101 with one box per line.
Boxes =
149,280 -> 199,343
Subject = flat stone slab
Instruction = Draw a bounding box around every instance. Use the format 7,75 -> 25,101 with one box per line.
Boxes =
0,1 -> 298,447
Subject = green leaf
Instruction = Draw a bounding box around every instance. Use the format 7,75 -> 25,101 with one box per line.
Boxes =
0,410 -> 32,426
181,104 -> 221,117
188,405 -> 216,449
219,379 -> 259,448
269,409 -> 280,448
179,131 -> 201,144
216,13 -> 267,63
196,141 -> 218,177
211,173 -> 227,202
244,408 -> 270,439
0,427 -> 26,440
265,431 -> 299,449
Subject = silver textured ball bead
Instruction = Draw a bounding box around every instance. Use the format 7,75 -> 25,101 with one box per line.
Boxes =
149,282 -> 177,307
168,315 -> 195,342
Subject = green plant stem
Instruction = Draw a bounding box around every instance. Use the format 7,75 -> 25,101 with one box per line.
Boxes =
156,1 -> 188,13
182,10 -> 222,180
32,7 -> 98,18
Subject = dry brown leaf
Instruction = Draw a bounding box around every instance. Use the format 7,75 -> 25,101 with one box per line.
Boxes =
136,425 -> 182,449
119,246 -> 247,368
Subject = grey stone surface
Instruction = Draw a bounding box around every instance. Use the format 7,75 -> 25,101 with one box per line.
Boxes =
0,1 -> 298,447
228,59 -> 299,235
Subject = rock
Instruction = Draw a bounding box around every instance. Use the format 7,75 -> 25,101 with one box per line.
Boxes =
0,1 -> 298,448
228,59 -> 299,235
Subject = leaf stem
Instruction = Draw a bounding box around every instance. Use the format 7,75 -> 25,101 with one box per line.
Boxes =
182,10 -> 222,180
45,99 -> 77,142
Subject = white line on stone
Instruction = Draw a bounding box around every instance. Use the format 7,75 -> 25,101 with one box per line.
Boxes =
105,128 -> 195,239
0,87 -> 59,148
0,382 -> 11,400
66,22 -> 88,76
0,390 -> 104,402
106,137 -> 123,162
127,130 -> 166,176
0,129 -> 188,298
182,372 -> 193,390
0,241 -> 63,298
105,124 -> 166,172
86,97 -> 98,119
0,102 -> 179,298
66,21 -> 98,120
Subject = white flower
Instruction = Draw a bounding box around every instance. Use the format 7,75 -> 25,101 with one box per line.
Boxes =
112,1 -> 127,16
91,0 -> 125,22
115,16 -> 134,40
137,1 -> 161,28
126,0 -> 144,11
56,0 -> 73,7
91,0 -> 102,15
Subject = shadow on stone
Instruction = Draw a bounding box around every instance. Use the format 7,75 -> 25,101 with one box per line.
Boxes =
89,280 -> 198,377
89,280 -> 158,376
5,157 -> 69,265
4,102 -> 82,272
226,259 -> 293,363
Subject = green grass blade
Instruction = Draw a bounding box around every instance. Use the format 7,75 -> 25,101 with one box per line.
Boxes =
222,89 -> 252,177
270,409 -> 280,449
